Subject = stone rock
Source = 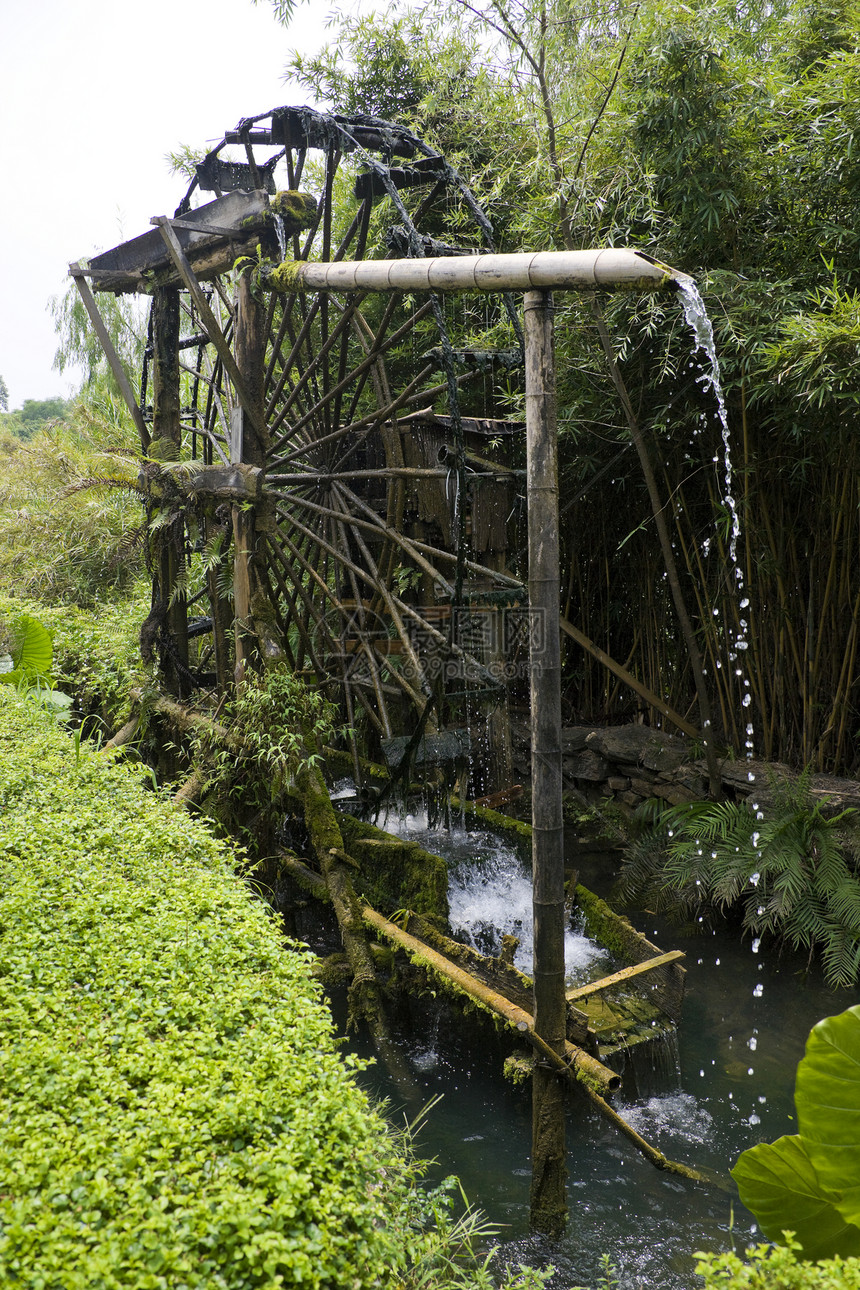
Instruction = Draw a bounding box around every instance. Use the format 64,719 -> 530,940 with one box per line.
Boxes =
561,726 -> 595,753
563,749 -> 610,781
586,725 -> 689,773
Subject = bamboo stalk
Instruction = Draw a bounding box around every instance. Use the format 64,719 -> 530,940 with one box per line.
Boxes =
270,248 -> 677,294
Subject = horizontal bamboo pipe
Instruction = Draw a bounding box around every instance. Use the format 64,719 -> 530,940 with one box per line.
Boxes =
269,249 -> 684,295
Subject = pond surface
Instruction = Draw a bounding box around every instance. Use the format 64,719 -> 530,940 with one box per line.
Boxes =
321,819 -> 860,1289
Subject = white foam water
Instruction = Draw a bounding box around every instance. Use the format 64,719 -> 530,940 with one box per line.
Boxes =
620,1091 -> 714,1146
382,807 -> 611,985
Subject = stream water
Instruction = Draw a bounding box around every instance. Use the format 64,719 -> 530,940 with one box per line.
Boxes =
317,816 -> 860,1289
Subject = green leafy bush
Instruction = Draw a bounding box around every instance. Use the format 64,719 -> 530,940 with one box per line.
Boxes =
0,688 -> 491,1288
0,589 -> 146,729
193,665 -> 338,800
697,1239 -> 860,1287
617,780 -> 860,987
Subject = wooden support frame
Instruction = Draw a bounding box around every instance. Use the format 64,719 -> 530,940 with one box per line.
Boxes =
152,217 -> 268,446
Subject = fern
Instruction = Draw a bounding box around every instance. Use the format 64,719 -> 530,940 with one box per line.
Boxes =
619,783 -> 860,988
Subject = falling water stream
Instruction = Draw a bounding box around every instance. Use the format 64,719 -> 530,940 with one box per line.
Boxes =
678,279 -> 755,766
273,212 -> 287,262
381,807 -> 612,985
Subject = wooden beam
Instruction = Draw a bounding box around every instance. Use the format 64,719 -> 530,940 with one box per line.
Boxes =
151,217 -> 268,447
559,615 -> 699,739
69,265 -> 148,445
566,950 -> 687,1003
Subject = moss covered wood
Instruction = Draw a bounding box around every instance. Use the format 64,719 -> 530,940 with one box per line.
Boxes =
337,813 -> 449,919
296,762 -> 389,1038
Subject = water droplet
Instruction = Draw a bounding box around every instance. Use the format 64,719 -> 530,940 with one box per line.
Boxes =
749,1113 -> 760,1125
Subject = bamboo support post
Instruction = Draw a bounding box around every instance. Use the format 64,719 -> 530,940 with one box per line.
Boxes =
524,289 -> 567,1237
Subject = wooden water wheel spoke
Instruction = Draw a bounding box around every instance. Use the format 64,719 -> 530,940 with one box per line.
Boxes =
113,103 -> 524,738
268,515 -> 397,730
267,293 -> 368,432
267,297 -> 436,455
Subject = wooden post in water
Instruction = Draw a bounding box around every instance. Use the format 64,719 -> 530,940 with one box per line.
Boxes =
151,286 -> 189,696
524,289 -> 567,1237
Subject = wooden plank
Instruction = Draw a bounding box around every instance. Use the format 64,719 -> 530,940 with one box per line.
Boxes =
566,950 -> 686,1002
354,158 -> 447,200
152,217 -> 269,447
82,191 -> 270,292
560,615 -> 700,739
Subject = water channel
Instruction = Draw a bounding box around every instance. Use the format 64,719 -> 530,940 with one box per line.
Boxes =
312,810 -> 860,1289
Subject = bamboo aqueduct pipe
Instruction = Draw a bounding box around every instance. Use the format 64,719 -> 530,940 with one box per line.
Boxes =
270,247 -> 686,294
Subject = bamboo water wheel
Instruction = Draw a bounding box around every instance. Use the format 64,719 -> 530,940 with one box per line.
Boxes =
77,106 -> 529,769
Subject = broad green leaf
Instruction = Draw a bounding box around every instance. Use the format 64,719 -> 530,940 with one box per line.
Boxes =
796,1005 -> 860,1230
732,1134 -> 860,1260
1,614 -> 54,683
33,688 -> 73,715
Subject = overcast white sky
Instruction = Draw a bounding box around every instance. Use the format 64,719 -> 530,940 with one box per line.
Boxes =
1,0 -> 344,408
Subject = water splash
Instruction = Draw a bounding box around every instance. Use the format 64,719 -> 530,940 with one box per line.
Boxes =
678,278 -> 755,757
382,808 -> 610,985
273,212 -> 287,261
620,1091 -> 714,1147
